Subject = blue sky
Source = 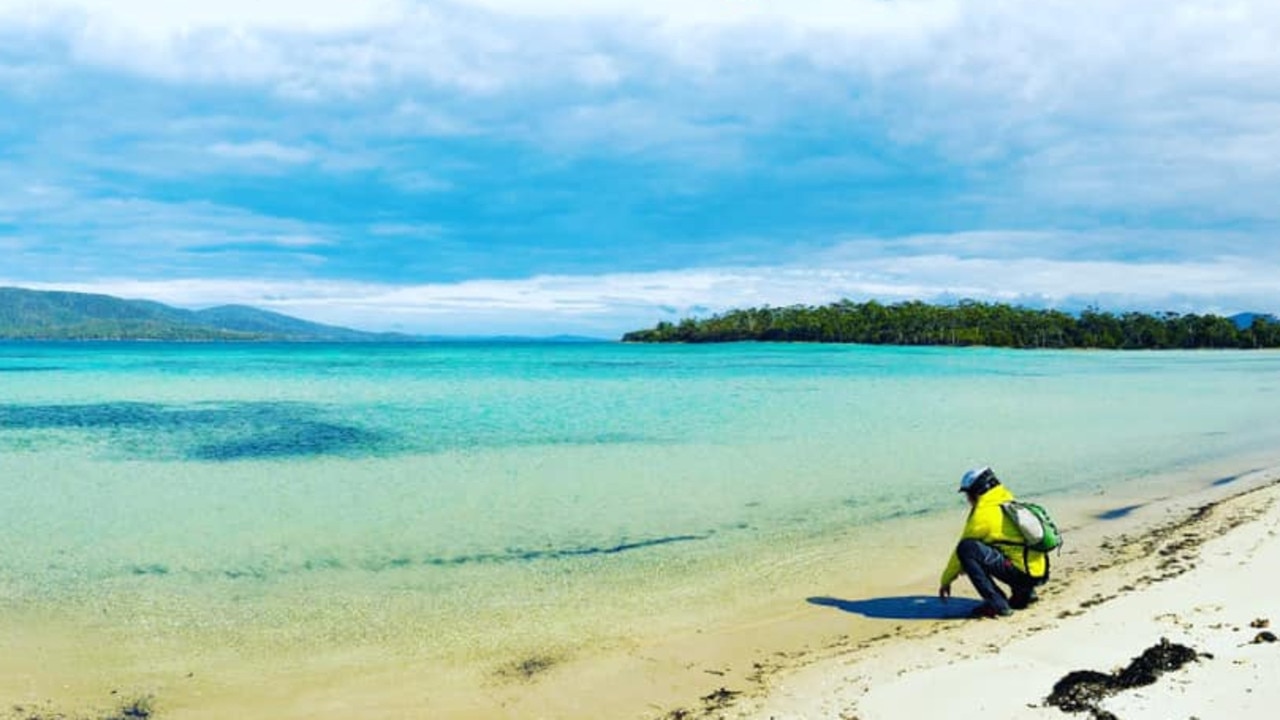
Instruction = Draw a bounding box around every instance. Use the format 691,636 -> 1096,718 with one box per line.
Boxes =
2,0 -> 1278,337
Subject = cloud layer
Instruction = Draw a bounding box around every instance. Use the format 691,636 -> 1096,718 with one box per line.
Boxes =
2,1 -> 1278,335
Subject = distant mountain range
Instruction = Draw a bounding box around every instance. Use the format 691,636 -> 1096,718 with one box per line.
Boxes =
0,287 -> 409,342
1230,312 -> 1278,330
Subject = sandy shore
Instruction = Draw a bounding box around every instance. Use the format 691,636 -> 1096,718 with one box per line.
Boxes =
742,467 -> 1280,720
4,462 -> 1278,720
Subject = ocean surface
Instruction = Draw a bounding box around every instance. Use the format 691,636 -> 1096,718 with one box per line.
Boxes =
2,342 -> 1280,713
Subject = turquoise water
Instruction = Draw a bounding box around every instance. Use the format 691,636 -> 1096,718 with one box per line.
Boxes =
2,342 -> 1279,661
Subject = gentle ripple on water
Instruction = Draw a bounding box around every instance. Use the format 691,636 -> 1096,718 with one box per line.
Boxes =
1,343 -> 1279,608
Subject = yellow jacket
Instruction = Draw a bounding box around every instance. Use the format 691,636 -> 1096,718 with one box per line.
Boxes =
940,483 -> 1047,587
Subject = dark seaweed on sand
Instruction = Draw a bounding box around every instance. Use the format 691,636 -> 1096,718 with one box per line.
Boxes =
8,695 -> 153,720
1046,638 -> 1199,719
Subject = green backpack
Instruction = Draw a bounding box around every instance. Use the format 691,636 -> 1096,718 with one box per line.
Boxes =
1001,501 -> 1063,553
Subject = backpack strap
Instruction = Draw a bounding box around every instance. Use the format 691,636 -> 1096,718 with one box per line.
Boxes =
993,540 -> 1051,582
1024,545 -> 1050,583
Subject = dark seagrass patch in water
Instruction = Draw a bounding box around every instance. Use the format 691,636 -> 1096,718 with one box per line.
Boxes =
0,401 -> 397,461
188,420 -> 388,461
421,533 -> 713,566
123,533 -> 714,583
0,364 -> 65,372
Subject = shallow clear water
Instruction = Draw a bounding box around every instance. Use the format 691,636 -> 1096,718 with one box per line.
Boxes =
2,342 -> 1279,664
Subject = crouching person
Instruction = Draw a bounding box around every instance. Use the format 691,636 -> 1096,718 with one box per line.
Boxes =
938,466 -> 1047,618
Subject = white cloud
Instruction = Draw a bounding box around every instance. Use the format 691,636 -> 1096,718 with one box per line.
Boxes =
388,170 -> 454,193
7,1 -> 523,93
9,0 -> 1273,208
264,234 -> 331,248
10,1 -> 1280,159
819,230 -> 1280,265
208,140 -> 315,164
0,184 -> 337,262
0,60 -> 59,96
10,0 -> 1278,102
2,0 -> 960,34
0,0 -> 408,36
368,222 -> 448,238
460,0 -> 961,31
384,101 -> 476,137
572,52 -> 621,87
532,98 -> 749,163
9,233 -> 1277,336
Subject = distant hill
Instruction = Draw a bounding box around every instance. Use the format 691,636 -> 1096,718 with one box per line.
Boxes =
1231,312 -> 1278,330
0,287 -> 409,342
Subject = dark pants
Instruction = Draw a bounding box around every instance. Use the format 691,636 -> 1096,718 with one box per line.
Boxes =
957,539 -> 1040,613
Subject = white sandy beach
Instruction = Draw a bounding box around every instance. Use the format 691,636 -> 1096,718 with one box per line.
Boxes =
4,456 -> 1279,720
743,469 -> 1280,720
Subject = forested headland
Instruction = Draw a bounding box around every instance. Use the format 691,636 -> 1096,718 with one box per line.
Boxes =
622,300 -> 1280,349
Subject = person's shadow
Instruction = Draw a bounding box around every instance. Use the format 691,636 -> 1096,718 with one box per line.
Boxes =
808,595 -> 982,620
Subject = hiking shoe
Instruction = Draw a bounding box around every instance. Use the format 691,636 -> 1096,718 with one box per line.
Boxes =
970,603 -> 1013,619
1010,589 -> 1039,610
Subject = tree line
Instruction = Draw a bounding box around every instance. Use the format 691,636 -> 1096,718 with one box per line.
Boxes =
621,300 -> 1280,349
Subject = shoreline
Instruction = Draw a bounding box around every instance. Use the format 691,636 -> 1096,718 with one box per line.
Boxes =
741,464 -> 1280,720
3,458 -> 1279,719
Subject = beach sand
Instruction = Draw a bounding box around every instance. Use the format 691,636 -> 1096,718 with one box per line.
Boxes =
3,462 -> 1278,719
743,467 -> 1280,720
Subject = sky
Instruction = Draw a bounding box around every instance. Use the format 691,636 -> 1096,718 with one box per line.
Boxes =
2,0 -> 1278,337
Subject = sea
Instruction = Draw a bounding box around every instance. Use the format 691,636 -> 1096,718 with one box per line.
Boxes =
2,341 -> 1279,718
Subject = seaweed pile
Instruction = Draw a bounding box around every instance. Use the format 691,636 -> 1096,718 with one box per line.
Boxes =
1046,638 -> 1201,719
